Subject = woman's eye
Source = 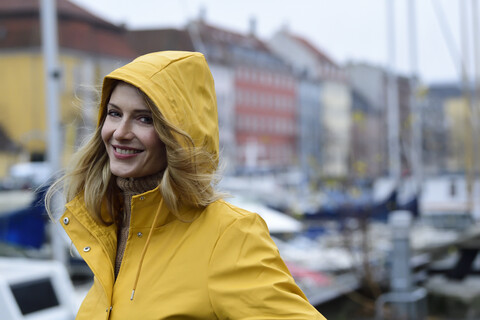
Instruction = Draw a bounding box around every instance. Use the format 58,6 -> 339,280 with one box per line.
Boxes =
107,109 -> 121,117
139,116 -> 153,124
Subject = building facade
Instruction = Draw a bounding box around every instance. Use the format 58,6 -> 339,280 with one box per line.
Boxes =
209,63 -> 236,173
128,21 -> 299,172
423,83 -> 462,174
350,89 -> 384,179
268,29 -> 351,180
190,21 -> 298,171
298,78 -> 322,181
0,0 -> 135,177
346,63 -> 389,179
347,63 -> 417,179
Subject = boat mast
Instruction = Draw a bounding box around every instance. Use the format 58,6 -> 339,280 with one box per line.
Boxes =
471,0 -> 480,218
407,0 -> 422,191
386,0 -> 401,184
40,0 -> 65,265
40,0 -> 61,174
459,0 -> 475,211
473,0 -> 480,176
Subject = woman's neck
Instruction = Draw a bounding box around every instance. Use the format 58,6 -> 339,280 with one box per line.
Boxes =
116,171 -> 164,195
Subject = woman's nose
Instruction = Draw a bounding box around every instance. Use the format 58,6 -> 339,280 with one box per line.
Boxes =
113,119 -> 134,140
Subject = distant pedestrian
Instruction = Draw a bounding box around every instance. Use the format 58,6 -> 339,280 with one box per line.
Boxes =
46,51 -> 325,319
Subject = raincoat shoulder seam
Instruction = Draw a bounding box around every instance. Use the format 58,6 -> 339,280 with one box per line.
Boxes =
214,199 -> 255,219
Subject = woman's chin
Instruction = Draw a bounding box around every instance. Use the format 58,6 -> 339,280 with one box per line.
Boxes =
111,169 -> 136,178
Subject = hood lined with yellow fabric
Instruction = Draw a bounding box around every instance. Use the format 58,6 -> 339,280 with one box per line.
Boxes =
98,51 -> 219,301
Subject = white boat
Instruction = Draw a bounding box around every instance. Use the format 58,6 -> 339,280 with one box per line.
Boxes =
227,196 -> 303,234
420,175 -> 479,230
0,257 -> 78,320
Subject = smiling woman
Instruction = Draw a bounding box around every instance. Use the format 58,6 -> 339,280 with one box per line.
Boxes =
101,82 -> 167,178
45,51 -> 326,319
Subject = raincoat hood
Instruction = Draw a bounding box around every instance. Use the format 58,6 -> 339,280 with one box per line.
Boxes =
98,51 -> 219,160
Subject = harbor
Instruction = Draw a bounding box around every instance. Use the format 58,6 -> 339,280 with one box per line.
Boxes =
2,173 -> 480,319
1,0 -> 480,319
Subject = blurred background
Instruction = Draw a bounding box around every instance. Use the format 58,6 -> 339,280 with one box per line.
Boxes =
1,0 -> 480,319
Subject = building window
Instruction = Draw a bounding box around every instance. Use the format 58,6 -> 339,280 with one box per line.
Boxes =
236,89 -> 241,104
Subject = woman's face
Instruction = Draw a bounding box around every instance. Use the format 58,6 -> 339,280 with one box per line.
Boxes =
101,82 -> 167,178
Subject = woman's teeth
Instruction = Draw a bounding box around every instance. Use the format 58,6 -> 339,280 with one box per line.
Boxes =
115,147 -> 141,154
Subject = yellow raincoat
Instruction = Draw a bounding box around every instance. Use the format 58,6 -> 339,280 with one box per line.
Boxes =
61,51 -> 326,319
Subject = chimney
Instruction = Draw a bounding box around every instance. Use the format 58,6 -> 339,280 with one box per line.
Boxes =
198,6 -> 206,22
249,16 -> 257,37
281,21 -> 290,33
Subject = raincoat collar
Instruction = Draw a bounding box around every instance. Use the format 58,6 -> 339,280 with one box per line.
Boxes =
62,188 -> 176,302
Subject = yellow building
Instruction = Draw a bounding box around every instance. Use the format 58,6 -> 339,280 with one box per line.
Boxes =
0,0 -> 136,178
444,96 -> 476,173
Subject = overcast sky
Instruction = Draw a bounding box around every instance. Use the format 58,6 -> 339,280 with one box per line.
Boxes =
71,0 -> 473,84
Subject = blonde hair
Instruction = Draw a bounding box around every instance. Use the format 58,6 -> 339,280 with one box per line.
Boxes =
46,81 -> 223,224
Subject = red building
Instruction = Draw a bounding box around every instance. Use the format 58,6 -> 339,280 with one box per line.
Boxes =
127,20 -> 298,171
234,64 -> 297,168
189,20 -> 298,170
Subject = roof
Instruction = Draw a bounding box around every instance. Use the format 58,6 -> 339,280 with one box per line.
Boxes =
126,20 -> 290,70
270,30 -> 345,81
191,20 -> 288,69
194,20 -> 270,52
126,28 -> 195,55
0,0 -> 115,29
0,0 -> 136,58
288,33 -> 339,69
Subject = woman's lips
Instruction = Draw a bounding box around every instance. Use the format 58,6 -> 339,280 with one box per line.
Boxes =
112,145 -> 143,159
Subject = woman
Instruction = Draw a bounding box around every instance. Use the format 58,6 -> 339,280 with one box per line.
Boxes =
47,51 -> 325,319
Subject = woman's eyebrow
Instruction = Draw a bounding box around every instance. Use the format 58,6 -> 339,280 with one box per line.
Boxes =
107,103 -> 152,114
107,103 -> 120,109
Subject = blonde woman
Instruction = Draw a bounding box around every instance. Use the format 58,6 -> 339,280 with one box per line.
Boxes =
47,51 -> 325,319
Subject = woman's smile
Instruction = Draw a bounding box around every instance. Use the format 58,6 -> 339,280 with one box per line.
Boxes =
112,145 -> 143,157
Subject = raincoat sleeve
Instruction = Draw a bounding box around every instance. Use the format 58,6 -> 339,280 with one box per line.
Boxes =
208,212 -> 326,319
